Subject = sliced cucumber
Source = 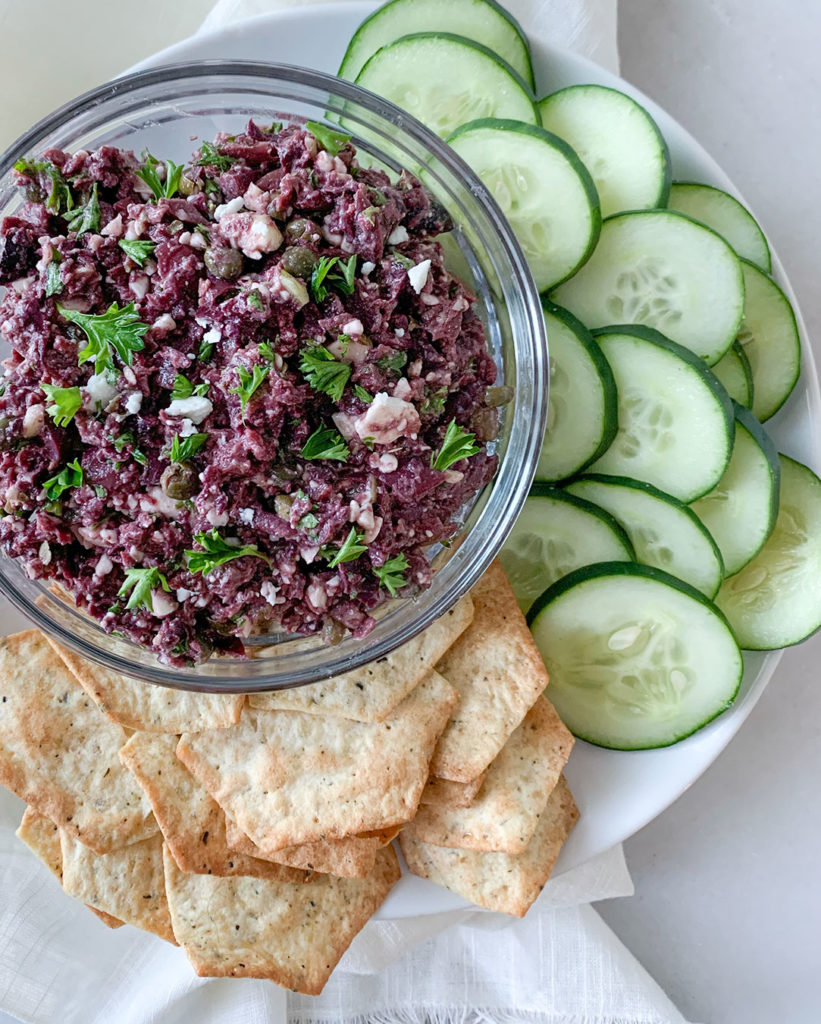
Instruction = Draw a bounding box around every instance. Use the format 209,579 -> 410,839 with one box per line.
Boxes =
339,0 -> 534,88
565,474 -> 724,599
589,326 -> 735,502
538,84 -> 671,217
551,210 -> 744,365
690,403 -> 780,577
535,302 -> 617,482
354,34 -> 538,141
528,562 -> 743,750
736,259 -> 801,422
447,119 -> 600,291
668,182 -> 771,272
711,340 -> 753,409
715,455 -> 821,649
499,486 -> 634,613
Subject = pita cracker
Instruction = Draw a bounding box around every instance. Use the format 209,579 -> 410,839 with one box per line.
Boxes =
224,816 -> 379,879
400,776 -> 579,917
248,595 -> 473,723
420,773 -> 487,810
431,562 -> 549,782
0,631 -> 157,853
178,670 -> 457,854
60,831 -> 175,943
164,843 -> 400,994
412,697 -> 573,852
119,732 -> 308,883
47,639 -> 243,733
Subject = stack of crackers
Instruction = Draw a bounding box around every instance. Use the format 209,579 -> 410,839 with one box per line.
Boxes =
0,561 -> 577,996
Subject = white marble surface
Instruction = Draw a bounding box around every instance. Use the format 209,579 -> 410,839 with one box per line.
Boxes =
0,2 -> 819,1022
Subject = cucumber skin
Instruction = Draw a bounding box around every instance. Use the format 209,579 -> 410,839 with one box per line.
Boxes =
527,560 -> 743,750
538,83 -> 673,209
536,299 -> 618,481
339,0 -> 536,88
731,400 -> 782,550
525,482 -> 637,563
669,181 -> 772,272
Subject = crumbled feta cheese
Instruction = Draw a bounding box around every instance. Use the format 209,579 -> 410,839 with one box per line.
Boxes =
354,392 -> 421,445
364,515 -> 383,544
332,411 -> 357,442
202,325 -> 222,346
151,590 -> 177,617
166,396 -> 213,424
38,541 -> 51,565
129,274 -> 149,300
361,261 -> 376,275
342,318 -> 364,337
407,259 -> 431,294
178,418 -> 197,437
214,196 -> 245,220
84,372 -> 118,410
306,581 -> 327,610
22,404 -> 44,437
315,150 -> 334,173
388,225 -> 409,245
141,487 -> 183,520
394,328 -> 405,338
238,507 -> 255,525
124,392 -> 143,415
95,554 -> 114,577
299,544 -> 320,565
101,214 -> 124,238
206,508 -> 229,527
376,453 -> 398,474
152,314 -> 176,333
176,587 -> 193,602
420,292 -> 439,305
220,212 -> 283,259
393,377 -> 412,401
452,295 -> 470,312
260,581 -> 280,606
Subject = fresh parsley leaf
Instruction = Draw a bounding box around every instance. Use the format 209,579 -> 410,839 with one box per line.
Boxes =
112,431 -> 134,453
392,253 -> 415,270
169,432 -> 208,463
299,345 -> 352,403
431,419 -> 481,472
65,182 -> 100,237
43,459 -> 83,500
15,159 -> 73,215
60,302 -> 148,375
45,255 -> 62,298
305,121 -> 351,157
353,384 -> 373,403
94,485 -> 107,498
119,239 -> 156,267
373,553 -> 410,596
420,386 -> 447,417
195,140 -> 235,171
185,529 -> 269,576
310,255 -> 357,302
171,374 -> 209,401
298,512 -> 319,532
258,340 -> 276,363
117,566 -> 170,612
137,153 -> 184,200
300,424 -> 350,463
41,383 -> 81,427
375,351 -> 407,374
321,527 -> 367,568
229,363 -> 270,415
132,448 -> 147,466
197,338 -> 215,362
247,291 -> 265,312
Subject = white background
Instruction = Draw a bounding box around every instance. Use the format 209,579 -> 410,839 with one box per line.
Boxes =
0,2 -> 819,1022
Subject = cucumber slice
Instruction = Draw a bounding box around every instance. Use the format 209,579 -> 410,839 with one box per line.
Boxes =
551,210 -> 744,365
538,84 -> 671,217
447,120 -> 600,291
715,455 -> 821,649
354,34 -> 538,141
690,403 -> 780,577
668,182 -> 771,272
528,562 -> 743,750
589,326 -> 735,503
339,0 -> 534,88
566,474 -> 724,599
499,486 -> 634,613
736,259 -> 801,422
711,340 -> 753,409
535,302 -> 617,482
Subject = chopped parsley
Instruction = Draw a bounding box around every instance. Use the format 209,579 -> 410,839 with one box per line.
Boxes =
137,153 -> 184,200
118,239 -> 156,267
43,459 -> 83,501
298,512 -> 319,532
299,345 -> 351,403
322,527 -> 367,568
185,529 -> 269,576
258,340 -> 276,363
195,140 -> 235,171
420,386 -> 447,417
373,553 -> 410,596
65,182 -> 100,237
310,254 -> 357,302
169,432 -> 208,464
117,566 -> 170,612
14,158 -> 72,215
229,363 -> 270,415
41,383 -> 82,427
300,424 -> 350,463
247,290 -> 265,312
353,384 -> 373,403
45,253 -> 62,297
112,430 -> 147,465
197,337 -> 216,362
431,419 -> 481,472
171,374 -> 209,401
375,351 -> 407,374
305,121 -> 351,157
60,302 -> 148,375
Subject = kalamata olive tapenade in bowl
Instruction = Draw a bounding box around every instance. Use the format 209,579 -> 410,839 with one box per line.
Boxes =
0,62 -> 547,691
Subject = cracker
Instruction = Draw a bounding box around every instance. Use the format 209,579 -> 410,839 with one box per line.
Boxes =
47,639 -> 243,733
224,816 -> 379,879
431,562 -> 549,782
420,773 -> 487,810
248,595 -> 473,722
60,831 -> 175,943
412,697 -> 573,852
400,776 -> 579,917
119,732 -> 308,883
0,631 -> 157,853
164,843 -> 400,994
178,670 -> 457,854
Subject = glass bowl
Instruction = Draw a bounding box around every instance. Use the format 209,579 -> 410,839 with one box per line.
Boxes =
0,61 -> 547,691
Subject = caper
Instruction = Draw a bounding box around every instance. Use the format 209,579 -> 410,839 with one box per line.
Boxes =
160,462 -> 199,500
471,407 -> 499,443
285,218 -> 314,242
178,174 -> 197,197
484,385 -> 514,408
167,219 -> 185,235
280,246 -> 318,279
321,618 -> 346,646
203,246 -> 244,280
274,493 -> 295,520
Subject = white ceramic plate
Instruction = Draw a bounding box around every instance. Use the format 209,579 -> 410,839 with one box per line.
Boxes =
40,1 -> 820,917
